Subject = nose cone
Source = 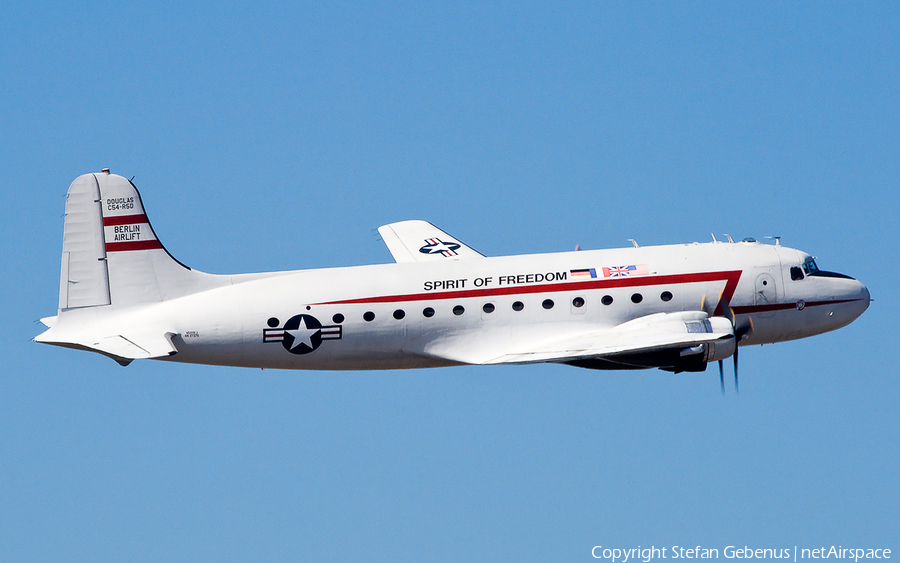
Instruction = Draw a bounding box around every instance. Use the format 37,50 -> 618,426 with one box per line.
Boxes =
828,276 -> 870,331
852,279 -> 871,318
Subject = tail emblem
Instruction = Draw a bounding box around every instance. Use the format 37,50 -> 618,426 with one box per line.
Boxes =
103,213 -> 163,252
419,238 -> 461,257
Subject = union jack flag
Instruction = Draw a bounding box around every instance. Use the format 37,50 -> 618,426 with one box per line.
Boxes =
602,264 -> 649,278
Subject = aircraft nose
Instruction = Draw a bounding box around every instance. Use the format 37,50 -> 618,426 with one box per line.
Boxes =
856,280 -> 871,315
837,277 -> 870,324
813,273 -> 870,331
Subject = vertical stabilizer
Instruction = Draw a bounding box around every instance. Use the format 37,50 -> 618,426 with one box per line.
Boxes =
37,170 -> 230,362
56,170 -> 224,313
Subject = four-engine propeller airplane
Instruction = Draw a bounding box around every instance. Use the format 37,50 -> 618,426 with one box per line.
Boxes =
35,170 -> 870,390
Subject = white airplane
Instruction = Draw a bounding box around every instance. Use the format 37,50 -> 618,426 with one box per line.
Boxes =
36,170 -> 870,390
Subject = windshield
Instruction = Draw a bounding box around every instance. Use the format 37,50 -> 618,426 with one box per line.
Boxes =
802,259 -> 819,275
802,258 -> 855,280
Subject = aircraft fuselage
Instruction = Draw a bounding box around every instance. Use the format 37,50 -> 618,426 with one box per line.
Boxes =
36,172 -> 870,376
50,238 -> 868,371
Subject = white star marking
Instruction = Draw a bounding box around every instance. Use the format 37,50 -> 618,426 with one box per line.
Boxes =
425,240 -> 458,254
287,317 -> 320,351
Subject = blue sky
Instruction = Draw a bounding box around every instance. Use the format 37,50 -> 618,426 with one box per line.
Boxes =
2,1 -> 897,561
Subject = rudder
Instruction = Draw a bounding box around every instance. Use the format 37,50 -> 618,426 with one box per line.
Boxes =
59,173 -> 112,309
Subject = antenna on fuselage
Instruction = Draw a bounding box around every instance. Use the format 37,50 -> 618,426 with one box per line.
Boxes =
764,236 -> 782,246
724,234 -> 734,243
711,233 -> 719,243
628,239 -> 639,248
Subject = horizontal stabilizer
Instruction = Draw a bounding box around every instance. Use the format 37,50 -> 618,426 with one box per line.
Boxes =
35,327 -> 178,365
378,220 -> 484,262
91,332 -> 179,360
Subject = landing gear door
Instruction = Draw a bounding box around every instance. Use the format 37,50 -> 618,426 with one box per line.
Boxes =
755,273 -> 778,318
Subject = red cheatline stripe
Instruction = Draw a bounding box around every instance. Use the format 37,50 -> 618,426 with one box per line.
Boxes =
105,240 -> 164,252
103,214 -> 148,226
318,270 -> 744,310
732,299 -> 861,315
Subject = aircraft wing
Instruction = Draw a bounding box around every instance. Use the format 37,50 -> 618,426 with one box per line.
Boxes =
377,220 -> 484,262
408,311 -> 735,368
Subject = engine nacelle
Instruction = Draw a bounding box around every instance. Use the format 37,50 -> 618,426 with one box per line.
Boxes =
701,317 -> 737,363
566,315 -> 737,373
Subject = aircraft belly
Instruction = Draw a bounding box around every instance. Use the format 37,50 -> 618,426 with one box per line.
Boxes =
170,315 -> 453,370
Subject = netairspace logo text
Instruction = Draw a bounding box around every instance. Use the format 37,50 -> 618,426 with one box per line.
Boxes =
591,546 -> 892,563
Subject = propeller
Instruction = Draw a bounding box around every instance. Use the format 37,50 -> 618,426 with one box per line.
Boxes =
718,336 -> 741,394
715,287 -> 749,395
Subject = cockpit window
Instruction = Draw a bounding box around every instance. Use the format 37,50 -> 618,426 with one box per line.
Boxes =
790,266 -> 804,281
803,258 -> 855,280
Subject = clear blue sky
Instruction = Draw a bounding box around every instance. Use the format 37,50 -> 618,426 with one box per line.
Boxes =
2,1 -> 897,561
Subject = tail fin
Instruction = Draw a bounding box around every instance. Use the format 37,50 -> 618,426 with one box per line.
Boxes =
58,170 -> 216,312
37,171 -> 231,364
